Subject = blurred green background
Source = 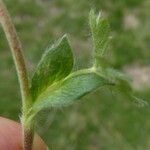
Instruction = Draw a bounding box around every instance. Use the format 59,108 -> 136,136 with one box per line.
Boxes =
0,0 -> 150,149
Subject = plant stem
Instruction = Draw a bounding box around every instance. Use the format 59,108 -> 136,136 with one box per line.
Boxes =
23,128 -> 34,150
0,0 -> 33,149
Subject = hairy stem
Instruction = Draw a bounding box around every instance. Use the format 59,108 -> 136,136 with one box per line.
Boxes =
0,0 -> 33,149
23,128 -> 34,150
0,0 -> 30,106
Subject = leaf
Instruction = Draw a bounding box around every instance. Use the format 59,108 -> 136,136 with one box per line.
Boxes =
32,69 -> 112,113
89,10 -> 110,57
102,68 -> 142,104
31,35 -> 74,100
101,68 -> 132,93
104,68 -> 132,83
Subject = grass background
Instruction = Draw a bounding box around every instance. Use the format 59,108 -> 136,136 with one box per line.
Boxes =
0,0 -> 150,149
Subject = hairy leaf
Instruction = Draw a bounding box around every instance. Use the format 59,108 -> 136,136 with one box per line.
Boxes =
101,68 -> 132,93
103,68 -> 131,83
31,35 -> 74,100
89,10 -> 110,57
103,68 -> 137,102
32,69 -> 112,112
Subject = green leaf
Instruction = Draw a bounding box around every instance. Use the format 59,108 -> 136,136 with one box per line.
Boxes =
32,69 -> 112,112
89,10 -> 110,56
89,10 -> 110,67
103,68 -> 132,83
103,68 -> 136,101
31,35 -> 74,100
100,68 -> 148,107
101,68 -> 132,93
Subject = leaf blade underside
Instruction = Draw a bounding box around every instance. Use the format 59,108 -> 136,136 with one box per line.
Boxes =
32,69 -> 112,112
